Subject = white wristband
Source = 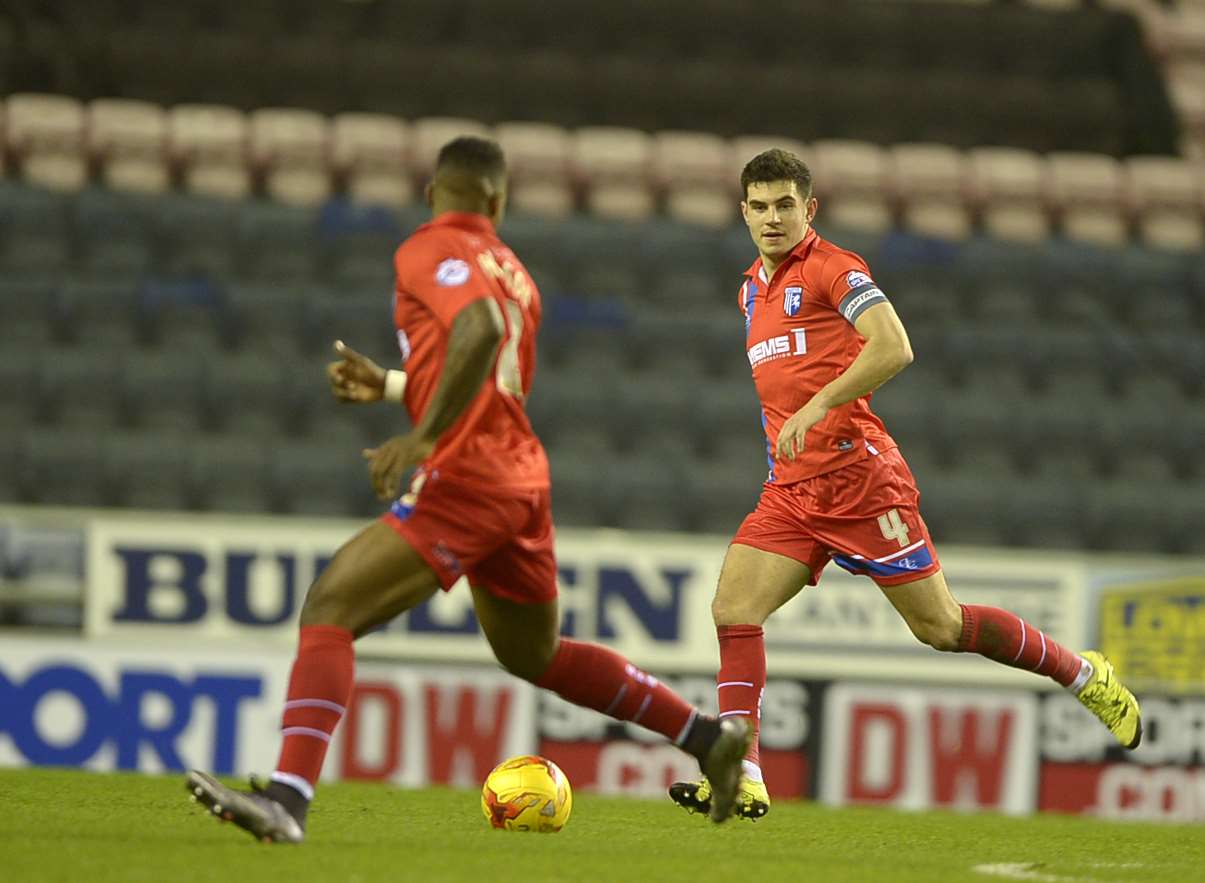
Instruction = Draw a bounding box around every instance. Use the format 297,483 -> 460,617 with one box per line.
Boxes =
383,370 -> 407,403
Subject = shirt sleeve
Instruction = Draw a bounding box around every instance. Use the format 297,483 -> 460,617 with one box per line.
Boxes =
820,252 -> 890,325
396,237 -> 494,328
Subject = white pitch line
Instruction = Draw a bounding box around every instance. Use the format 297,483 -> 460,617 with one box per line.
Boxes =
971,862 -> 1139,883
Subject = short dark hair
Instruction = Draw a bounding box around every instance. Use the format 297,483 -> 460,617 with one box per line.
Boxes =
740,148 -> 813,200
436,135 -> 507,181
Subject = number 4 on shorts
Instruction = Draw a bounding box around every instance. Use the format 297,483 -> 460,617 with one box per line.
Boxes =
878,508 -> 910,549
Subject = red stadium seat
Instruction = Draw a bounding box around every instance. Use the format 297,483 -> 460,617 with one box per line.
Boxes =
967,146 -> 1051,243
495,121 -> 575,219
811,139 -> 892,233
87,98 -> 169,195
249,108 -> 331,207
330,112 -> 412,209
1047,151 -> 1128,246
890,143 -> 972,241
169,104 -> 250,200
1125,155 -> 1204,252
572,126 -> 654,222
4,93 -> 88,192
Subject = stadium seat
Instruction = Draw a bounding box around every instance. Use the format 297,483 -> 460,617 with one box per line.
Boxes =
155,194 -> 239,277
728,136 -> 811,191
572,127 -> 655,222
236,199 -> 323,281
15,428 -> 106,507
495,121 -> 575,219
73,188 -> 154,278
331,112 -> 412,208
967,146 -> 1051,243
199,350 -> 290,438
811,140 -> 893,233
652,131 -> 732,229
1124,156 -> 1204,252
87,98 -> 169,194
889,143 -> 972,241
118,351 -> 207,431
266,440 -> 371,516
3,93 -> 88,191
248,108 -> 332,207
136,277 -> 230,353
168,104 -> 250,200
1047,152 -> 1128,247
0,275 -> 57,348
34,348 -> 123,430
100,428 -> 189,510
0,182 -> 71,273
185,436 -> 271,513
225,282 -> 313,358
52,277 -> 139,349
410,117 -> 492,175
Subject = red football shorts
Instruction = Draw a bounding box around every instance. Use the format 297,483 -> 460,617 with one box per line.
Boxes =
732,446 -> 940,587
381,469 -> 558,605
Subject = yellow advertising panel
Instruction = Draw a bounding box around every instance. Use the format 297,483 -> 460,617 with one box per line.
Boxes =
1099,577 -> 1205,693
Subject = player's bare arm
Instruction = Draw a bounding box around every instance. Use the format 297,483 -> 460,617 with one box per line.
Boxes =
776,302 -> 913,461
363,297 -> 505,499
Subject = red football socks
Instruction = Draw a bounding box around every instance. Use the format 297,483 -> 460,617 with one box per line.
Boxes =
272,624 -> 355,800
535,639 -> 697,745
958,604 -> 1086,688
716,624 -> 766,769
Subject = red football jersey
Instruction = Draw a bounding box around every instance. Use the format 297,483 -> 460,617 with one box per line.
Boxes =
739,228 -> 898,484
392,211 -> 548,490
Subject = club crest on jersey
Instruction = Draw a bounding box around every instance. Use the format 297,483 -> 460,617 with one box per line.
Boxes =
784,286 -> 803,316
435,258 -> 471,287
846,270 -> 873,289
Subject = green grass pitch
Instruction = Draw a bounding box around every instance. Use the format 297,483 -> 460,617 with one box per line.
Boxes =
1,769 -> 1201,883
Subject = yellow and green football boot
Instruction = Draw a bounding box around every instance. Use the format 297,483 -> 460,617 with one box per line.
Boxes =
669,775 -> 770,821
1076,651 -> 1142,750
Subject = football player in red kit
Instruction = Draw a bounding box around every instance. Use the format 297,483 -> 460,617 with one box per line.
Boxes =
185,137 -> 750,841
669,148 -> 1141,822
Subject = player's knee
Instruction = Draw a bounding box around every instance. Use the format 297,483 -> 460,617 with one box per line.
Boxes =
496,640 -> 556,683
711,594 -> 760,627
299,571 -> 354,630
909,615 -> 962,652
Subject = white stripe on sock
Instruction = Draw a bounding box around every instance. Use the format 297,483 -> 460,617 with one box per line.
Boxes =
283,698 -> 345,714
282,726 -> 331,743
717,681 -> 754,688
1035,632 -> 1047,671
719,710 -> 751,718
603,683 -> 628,716
631,694 -> 653,724
270,771 -> 314,801
1012,616 -> 1027,663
